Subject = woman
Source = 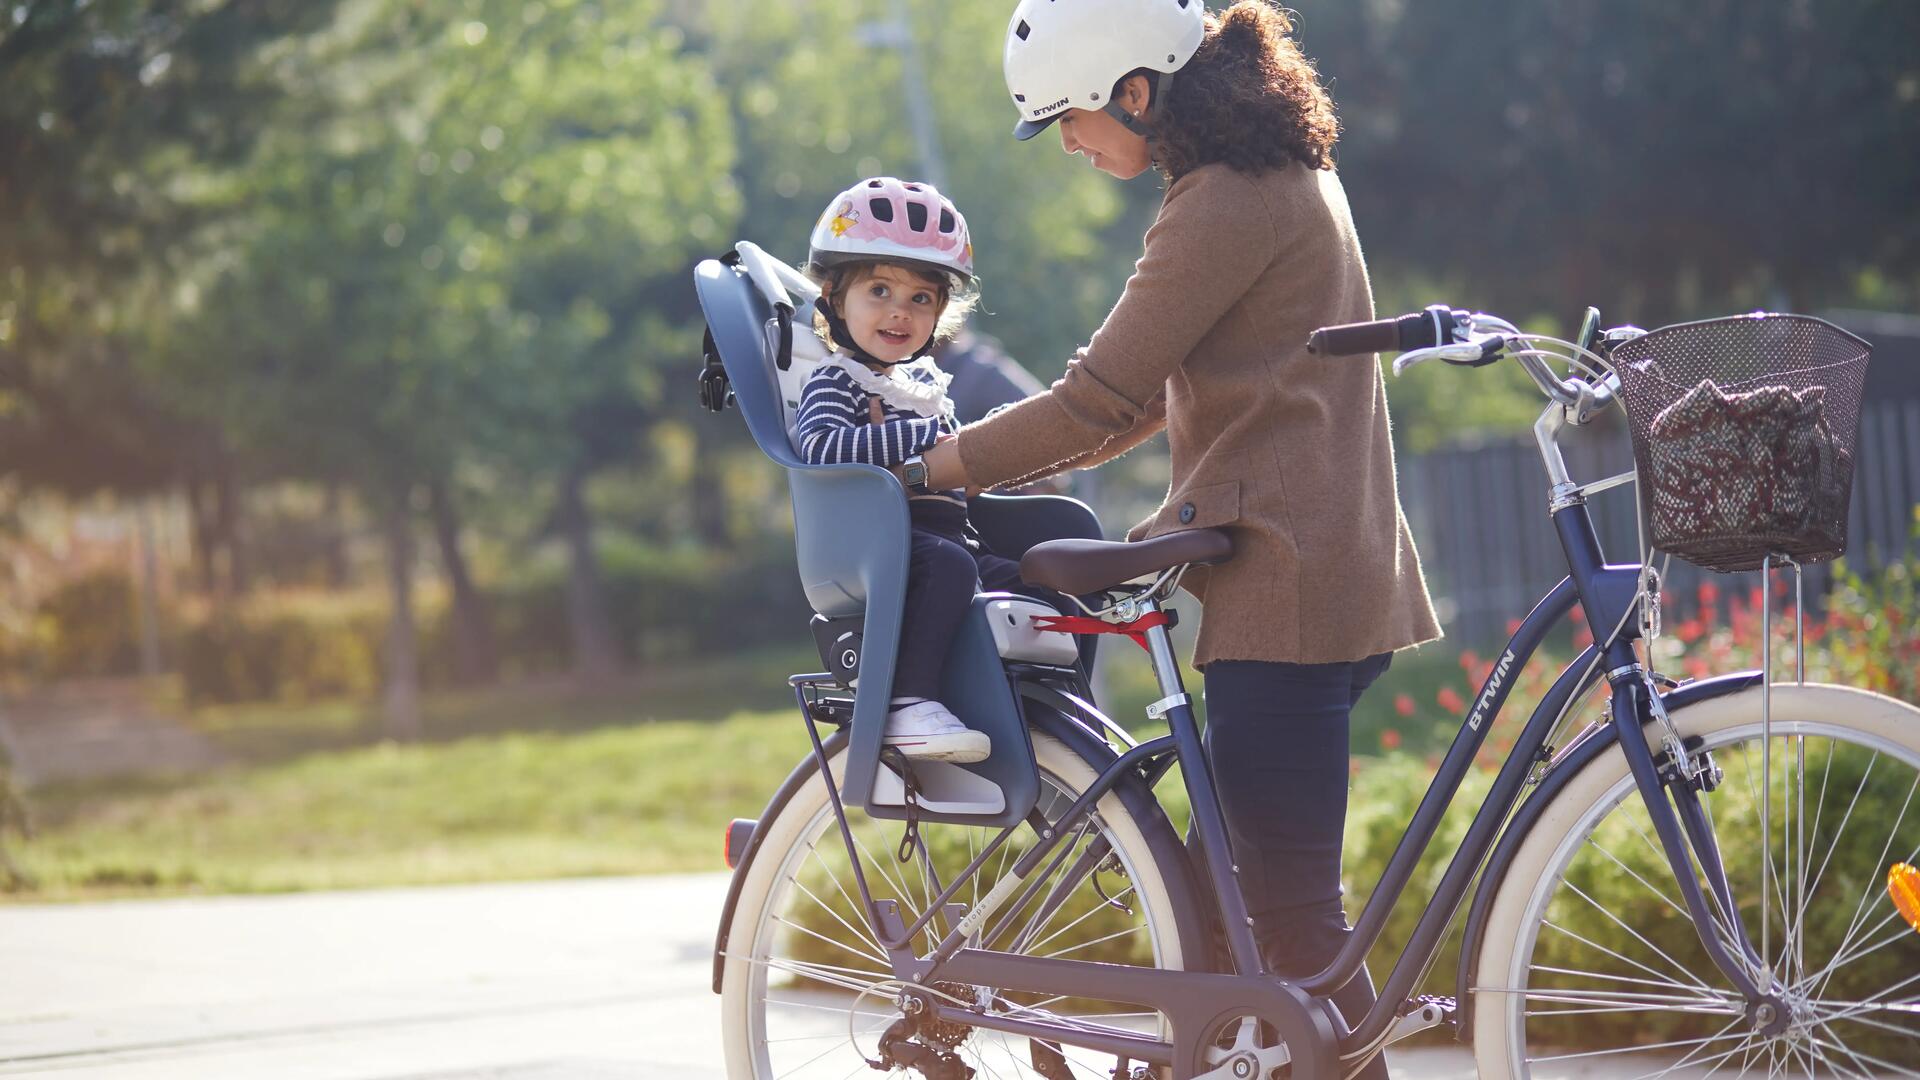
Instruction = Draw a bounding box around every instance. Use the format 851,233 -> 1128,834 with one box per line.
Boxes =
916,1 -> 1442,1071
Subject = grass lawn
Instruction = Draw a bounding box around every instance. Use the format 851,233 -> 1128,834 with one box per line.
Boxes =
7,648 -> 821,901
13,709 -> 814,899
6,635 -> 1484,903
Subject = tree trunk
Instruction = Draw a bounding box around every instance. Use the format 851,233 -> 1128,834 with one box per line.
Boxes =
134,499 -> 164,678
689,426 -> 730,546
215,462 -> 249,596
322,483 -> 350,589
428,478 -> 498,685
186,479 -> 218,595
381,489 -> 422,741
557,465 -> 619,682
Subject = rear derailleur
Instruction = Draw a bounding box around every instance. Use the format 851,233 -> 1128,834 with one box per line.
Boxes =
872,989 -> 975,1080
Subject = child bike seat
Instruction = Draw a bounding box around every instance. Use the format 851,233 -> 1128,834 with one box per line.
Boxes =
1021,528 -> 1234,596
694,242 -> 1105,829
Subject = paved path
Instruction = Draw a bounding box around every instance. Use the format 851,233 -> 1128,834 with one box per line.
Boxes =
0,873 -> 1518,1080
0,680 -> 225,787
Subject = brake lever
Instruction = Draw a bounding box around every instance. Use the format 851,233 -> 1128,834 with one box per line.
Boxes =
1391,338 -> 1502,376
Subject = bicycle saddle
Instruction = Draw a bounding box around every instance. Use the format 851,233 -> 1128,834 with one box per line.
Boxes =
1019,529 -> 1234,596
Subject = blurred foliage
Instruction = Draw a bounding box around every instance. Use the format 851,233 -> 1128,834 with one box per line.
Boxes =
31,570 -> 143,680
160,537 -> 808,705
1,0 -> 1916,712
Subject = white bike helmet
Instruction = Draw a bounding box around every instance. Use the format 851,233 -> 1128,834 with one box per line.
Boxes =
807,177 -> 974,285
1003,0 -> 1206,141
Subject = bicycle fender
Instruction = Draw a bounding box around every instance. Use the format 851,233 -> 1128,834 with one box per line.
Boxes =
712,725 -> 851,994
1451,668 -> 1762,1039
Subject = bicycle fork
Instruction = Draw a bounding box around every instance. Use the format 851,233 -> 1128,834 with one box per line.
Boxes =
1606,659 -> 1792,1032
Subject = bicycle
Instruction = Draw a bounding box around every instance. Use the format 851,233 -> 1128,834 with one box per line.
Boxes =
707,293 -> 1920,1078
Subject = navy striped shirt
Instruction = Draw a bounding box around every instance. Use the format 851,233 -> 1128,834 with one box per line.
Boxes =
796,359 -> 967,507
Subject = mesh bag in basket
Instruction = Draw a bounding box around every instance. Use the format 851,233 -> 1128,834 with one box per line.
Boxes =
1610,314 -> 1871,573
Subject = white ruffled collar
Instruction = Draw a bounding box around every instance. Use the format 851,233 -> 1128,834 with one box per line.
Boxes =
823,351 -> 952,419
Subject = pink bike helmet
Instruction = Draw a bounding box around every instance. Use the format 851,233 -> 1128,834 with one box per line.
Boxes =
808,177 -> 974,285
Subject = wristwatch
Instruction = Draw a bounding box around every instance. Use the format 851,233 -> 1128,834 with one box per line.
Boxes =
901,455 -> 931,494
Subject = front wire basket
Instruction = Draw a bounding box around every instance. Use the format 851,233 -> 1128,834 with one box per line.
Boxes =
1609,313 -> 1872,573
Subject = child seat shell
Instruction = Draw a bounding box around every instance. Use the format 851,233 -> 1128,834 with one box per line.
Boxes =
694,246 -> 1103,827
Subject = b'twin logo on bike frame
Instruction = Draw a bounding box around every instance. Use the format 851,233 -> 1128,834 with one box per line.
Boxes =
1468,650 -> 1516,731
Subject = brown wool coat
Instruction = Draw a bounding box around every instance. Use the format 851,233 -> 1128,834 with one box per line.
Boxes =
956,161 -> 1442,667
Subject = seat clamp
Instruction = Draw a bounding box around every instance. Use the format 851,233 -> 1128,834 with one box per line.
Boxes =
1145,692 -> 1191,720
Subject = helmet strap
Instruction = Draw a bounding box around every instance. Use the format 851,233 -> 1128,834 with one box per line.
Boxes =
1106,69 -> 1171,135
812,295 -> 934,368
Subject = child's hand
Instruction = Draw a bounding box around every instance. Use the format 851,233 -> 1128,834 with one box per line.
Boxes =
869,398 -> 885,425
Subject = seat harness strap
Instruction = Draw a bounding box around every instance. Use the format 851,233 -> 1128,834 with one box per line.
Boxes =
1031,610 -> 1170,651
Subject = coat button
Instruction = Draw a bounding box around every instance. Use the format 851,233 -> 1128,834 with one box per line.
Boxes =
1178,502 -> 1196,524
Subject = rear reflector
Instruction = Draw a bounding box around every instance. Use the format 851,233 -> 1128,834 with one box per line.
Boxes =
724,819 -> 757,869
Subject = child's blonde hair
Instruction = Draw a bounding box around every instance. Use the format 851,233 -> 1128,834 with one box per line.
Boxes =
808,260 -> 977,350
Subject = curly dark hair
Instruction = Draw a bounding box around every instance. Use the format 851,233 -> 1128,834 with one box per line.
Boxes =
1136,1 -> 1340,181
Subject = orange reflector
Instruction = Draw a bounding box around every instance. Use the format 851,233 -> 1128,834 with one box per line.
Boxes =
724,819 -> 757,870
1890,863 -> 1920,932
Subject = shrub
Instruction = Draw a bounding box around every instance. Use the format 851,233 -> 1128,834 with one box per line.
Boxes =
177,594 -> 387,705
33,570 -> 142,679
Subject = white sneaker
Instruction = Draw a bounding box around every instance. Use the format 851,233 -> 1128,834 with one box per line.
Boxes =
884,701 -> 990,763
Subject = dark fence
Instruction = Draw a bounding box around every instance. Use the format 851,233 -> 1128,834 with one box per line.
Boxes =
1400,399 -> 1920,645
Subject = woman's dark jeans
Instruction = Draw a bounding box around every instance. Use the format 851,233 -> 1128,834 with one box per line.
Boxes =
1203,652 -> 1395,1080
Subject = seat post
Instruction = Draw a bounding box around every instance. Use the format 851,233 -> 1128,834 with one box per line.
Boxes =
1138,597 -> 1187,701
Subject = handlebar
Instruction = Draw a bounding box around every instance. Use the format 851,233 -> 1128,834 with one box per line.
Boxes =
1311,304 -> 1631,424
1305,305 -> 1467,357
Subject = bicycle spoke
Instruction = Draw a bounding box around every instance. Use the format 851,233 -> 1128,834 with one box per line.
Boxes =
1540,917 -> 1713,994
1527,1020 -> 1747,1063
771,914 -> 892,969
1814,1004 -> 1920,1043
1811,809 -> 1918,1002
1807,1031 -> 1920,1079
1583,833 -> 1695,924
1562,878 -> 1718,992
1526,964 -> 1741,1004
1024,879 -> 1137,957
1042,921 -> 1146,960
1615,1012 -> 1750,1080
1800,748 -> 1879,929
786,874 -> 885,963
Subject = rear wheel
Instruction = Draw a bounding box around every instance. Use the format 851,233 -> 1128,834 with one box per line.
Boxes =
1473,684 -> 1920,1078
719,728 -> 1201,1079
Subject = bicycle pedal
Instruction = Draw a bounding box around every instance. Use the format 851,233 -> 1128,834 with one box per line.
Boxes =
1387,995 -> 1455,1044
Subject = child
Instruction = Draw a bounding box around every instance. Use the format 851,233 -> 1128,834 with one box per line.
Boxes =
797,178 -> 1049,764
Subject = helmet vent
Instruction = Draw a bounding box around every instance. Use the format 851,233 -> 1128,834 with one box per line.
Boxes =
1013,93 -> 1026,102
1014,19 -> 1030,40
938,209 -> 955,233
867,198 -> 894,223
906,201 -> 929,232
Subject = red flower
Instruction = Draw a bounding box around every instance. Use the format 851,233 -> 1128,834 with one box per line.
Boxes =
1394,693 -> 1416,718
1380,728 -> 1403,751
1675,619 -> 1704,644
1684,656 -> 1711,679
1698,581 -> 1719,607
1458,649 -> 1480,673
1506,617 -> 1524,636
1437,685 -> 1467,713
1569,604 -> 1585,626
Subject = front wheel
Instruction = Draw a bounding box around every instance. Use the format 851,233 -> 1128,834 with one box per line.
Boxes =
1473,683 -> 1920,1079
719,728 -> 1202,1079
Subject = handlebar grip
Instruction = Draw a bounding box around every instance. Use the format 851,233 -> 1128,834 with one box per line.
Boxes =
1307,306 -> 1461,356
